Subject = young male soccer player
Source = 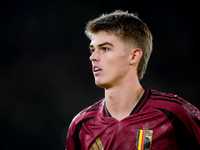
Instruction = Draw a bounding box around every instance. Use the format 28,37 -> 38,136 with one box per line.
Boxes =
66,10 -> 200,150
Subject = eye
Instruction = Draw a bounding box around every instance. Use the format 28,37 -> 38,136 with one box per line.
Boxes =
102,47 -> 109,51
90,48 -> 95,54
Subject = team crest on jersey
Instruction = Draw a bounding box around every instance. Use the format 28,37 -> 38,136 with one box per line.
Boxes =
136,129 -> 153,150
89,137 -> 104,150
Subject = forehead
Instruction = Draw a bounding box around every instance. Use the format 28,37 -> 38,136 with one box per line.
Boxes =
90,32 -> 123,47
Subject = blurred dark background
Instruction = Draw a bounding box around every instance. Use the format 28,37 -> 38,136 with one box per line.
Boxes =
1,0 -> 200,149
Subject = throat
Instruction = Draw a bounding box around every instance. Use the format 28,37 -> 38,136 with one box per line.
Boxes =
105,101 -> 138,121
105,87 -> 145,121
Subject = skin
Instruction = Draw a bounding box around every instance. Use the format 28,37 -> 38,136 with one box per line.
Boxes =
89,31 -> 144,121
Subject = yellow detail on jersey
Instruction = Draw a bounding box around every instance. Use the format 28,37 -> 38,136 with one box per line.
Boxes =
138,130 -> 144,150
89,137 -> 104,150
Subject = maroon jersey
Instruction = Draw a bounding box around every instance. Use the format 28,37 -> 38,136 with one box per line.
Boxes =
66,88 -> 200,150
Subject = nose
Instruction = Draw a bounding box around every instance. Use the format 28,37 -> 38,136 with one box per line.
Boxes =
89,50 -> 100,62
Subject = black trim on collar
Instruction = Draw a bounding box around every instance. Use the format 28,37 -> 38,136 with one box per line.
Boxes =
103,87 -> 151,117
130,87 -> 151,115
104,102 -> 112,117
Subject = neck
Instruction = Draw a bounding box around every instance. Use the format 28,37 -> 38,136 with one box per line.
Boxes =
105,79 -> 144,121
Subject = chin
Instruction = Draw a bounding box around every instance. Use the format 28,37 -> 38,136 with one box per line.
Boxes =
95,82 -> 105,88
95,80 -> 111,89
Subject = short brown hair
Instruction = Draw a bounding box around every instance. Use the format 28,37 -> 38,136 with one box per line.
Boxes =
85,10 -> 153,80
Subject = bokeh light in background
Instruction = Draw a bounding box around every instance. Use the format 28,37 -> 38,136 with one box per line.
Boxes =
1,0 -> 199,149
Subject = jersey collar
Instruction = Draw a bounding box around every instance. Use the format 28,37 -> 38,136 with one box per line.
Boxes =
104,87 -> 151,117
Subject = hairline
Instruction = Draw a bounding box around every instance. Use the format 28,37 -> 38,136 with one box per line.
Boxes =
87,31 -> 139,51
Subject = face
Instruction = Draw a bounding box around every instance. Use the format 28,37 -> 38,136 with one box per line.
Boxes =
89,32 -> 133,89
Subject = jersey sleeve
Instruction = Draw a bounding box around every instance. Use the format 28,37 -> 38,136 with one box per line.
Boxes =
151,91 -> 200,148
186,102 -> 200,145
65,112 -> 88,150
65,121 -> 76,150
169,96 -> 200,147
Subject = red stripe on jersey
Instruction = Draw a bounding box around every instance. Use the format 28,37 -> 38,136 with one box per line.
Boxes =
141,130 -> 145,150
133,88 -> 150,114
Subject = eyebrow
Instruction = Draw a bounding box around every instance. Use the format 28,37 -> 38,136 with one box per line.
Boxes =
89,42 -> 114,48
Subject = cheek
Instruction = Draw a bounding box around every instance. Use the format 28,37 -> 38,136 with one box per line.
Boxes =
107,56 -> 129,72
116,55 -> 129,67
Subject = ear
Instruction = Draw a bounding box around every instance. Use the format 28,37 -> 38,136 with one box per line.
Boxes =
129,48 -> 143,65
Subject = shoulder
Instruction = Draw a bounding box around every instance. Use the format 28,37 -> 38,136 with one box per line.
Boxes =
66,99 -> 105,149
149,89 -> 196,111
70,99 -> 105,126
148,89 -> 200,148
149,89 -> 200,123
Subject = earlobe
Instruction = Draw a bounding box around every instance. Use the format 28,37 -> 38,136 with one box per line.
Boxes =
129,48 -> 143,65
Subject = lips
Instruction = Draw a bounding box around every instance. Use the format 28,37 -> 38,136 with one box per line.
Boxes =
92,65 -> 102,74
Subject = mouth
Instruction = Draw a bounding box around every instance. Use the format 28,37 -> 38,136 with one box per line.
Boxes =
93,66 -> 102,74
94,67 -> 101,72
